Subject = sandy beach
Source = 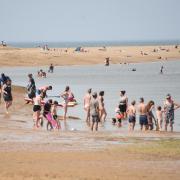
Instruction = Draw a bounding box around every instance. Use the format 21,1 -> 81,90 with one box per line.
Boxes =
0,86 -> 180,180
0,45 -> 180,67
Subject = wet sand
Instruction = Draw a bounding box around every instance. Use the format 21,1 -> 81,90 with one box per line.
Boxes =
0,45 -> 180,67
0,86 -> 180,179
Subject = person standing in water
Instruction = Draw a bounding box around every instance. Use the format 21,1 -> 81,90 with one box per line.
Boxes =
160,65 -> 164,74
90,92 -> 100,131
98,91 -> 107,123
127,100 -> 136,131
2,79 -> 13,114
27,74 -> 36,100
163,94 -> 180,132
38,85 -> 52,99
83,88 -> 92,125
48,64 -> 54,73
119,90 -> 128,119
138,97 -> 148,131
60,86 -> 74,120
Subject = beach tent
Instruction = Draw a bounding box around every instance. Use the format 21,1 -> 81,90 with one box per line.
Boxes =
75,47 -> 82,52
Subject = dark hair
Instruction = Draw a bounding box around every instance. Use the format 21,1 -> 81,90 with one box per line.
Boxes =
53,101 -> 58,105
99,91 -> 104,96
88,88 -> 92,94
65,86 -> 70,92
48,86 -> 52,90
140,97 -> 144,103
157,106 -> 162,111
131,100 -> 136,106
121,90 -> 126,95
48,99 -> 53,104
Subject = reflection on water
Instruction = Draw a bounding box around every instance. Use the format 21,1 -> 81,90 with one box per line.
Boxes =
1,60 -> 180,131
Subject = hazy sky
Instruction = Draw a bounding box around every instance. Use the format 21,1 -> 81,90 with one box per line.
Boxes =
1,0 -> 180,42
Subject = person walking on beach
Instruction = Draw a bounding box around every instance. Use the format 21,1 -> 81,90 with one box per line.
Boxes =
90,92 -> 100,131
138,98 -> 148,131
48,64 -> 54,73
2,79 -> 13,114
98,91 -> 107,123
27,74 -> 36,100
163,94 -> 180,132
83,88 -> 92,125
127,100 -> 136,131
119,90 -> 128,119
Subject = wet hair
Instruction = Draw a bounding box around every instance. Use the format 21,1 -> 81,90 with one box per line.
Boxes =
87,88 -> 92,94
99,91 -> 104,96
48,99 -> 53,104
53,101 -> 58,105
140,97 -> 144,103
112,118 -> 116,124
48,86 -> 52,90
65,86 -> 70,92
157,106 -> 162,111
92,92 -> 97,98
120,90 -> 126,95
131,100 -> 136,106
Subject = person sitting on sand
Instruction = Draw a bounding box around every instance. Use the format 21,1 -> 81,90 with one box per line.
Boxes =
90,92 -> 100,131
98,91 -> 107,123
27,74 -> 36,100
138,97 -> 148,131
83,88 -> 92,124
38,85 -> 52,99
2,79 -> 13,114
163,94 -> 180,132
127,100 -> 136,131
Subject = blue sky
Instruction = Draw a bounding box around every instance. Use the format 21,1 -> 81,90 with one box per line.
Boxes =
1,0 -> 180,42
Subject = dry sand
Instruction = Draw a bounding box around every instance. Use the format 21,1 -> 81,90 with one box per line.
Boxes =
0,45 -> 180,67
0,86 -> 180,180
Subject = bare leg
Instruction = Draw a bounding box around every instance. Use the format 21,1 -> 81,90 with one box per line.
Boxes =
170,122 -> 173,132
91,122 -> 94,131
95,122 -> 98,131
63,104 -> 68,120
165,123 -> 168,131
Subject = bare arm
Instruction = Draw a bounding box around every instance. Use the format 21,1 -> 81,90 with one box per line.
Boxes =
174,102 -> 180,110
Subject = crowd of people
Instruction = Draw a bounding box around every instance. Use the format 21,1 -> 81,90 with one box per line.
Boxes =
0,70 -> 180,133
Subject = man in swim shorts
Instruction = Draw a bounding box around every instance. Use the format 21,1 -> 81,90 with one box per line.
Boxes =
90,92 -> 100,131
138,97 -> 148,131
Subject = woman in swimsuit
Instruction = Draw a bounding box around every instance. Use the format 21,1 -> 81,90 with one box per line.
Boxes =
119,90 -> 128,119
61,86 -> 71,120
2,79 -> 13,114
98,91 -> 107,123
163,94 -> 180,132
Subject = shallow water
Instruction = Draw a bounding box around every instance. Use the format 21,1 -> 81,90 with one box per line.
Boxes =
1,60 -> 180,132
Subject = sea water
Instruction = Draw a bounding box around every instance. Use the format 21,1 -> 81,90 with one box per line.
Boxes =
1,60 -> 180,131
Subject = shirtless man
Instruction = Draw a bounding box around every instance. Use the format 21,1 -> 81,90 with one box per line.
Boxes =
127,100 -> 136,131
83,88 -> 92,124
138,98 -> 148,131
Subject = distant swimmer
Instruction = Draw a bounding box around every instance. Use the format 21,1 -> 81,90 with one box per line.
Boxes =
132,68 -> 136,72
105,57 -> 110,66
160,65 -> 164,74
48,64 -> 54,73
2,79 -> 13,114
